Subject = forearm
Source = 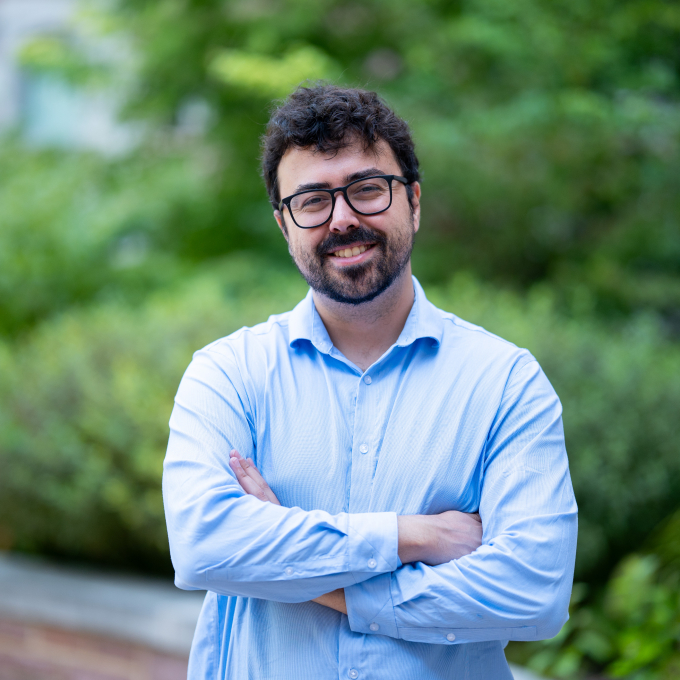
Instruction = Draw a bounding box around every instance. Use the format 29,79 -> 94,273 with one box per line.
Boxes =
310,512 -> 482,613
165,453 -> 400,601
401,513 -> 576,639
313,589 -> 347,614
311,515 -> 427,614
345,507 -> 578,643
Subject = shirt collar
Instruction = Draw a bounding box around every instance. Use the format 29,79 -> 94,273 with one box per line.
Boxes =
288,276 -> 444,352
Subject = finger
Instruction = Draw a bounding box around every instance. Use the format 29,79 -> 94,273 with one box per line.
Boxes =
229,454 -> 251,489
242,458 -> 281,506
229,456 -> 269,502
240,457 -> 267,488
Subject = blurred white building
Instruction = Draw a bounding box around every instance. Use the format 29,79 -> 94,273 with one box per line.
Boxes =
0,0 -> 134,152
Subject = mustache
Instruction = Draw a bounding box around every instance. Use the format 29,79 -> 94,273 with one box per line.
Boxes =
317,226 -> 386,256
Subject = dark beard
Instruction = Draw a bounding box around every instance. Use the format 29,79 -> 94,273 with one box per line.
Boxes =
289,222 -> 414,305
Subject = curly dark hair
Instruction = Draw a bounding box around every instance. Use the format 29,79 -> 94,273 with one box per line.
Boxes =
261,84 -> 420,209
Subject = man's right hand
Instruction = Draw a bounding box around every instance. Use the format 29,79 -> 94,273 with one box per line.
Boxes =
397,512 -> 483,566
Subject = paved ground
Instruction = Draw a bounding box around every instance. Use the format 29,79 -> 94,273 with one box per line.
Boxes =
0,551 -> 546,679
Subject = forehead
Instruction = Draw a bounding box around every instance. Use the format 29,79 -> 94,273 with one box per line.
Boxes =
277,138 -> 401,197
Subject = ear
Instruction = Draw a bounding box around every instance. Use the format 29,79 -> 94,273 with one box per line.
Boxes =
274,210 -> 289,240
410,182 -> 422,234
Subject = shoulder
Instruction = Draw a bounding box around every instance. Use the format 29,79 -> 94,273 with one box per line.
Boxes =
433,303 -> 535,372
175,309 -> 296,408
429,304 -> 558,410
199,309 -> 293,361
177,309 -> 296,394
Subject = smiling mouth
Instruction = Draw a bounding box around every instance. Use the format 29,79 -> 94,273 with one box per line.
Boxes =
330,244 -> 374,258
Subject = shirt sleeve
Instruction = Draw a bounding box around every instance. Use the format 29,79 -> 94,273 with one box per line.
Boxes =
344,358 -> 578,644
163,345 -> 399,602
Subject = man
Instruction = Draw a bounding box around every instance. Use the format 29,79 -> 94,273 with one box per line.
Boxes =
163,85 -> 577,680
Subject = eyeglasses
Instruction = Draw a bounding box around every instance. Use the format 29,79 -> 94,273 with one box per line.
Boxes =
278,175 -> 409,229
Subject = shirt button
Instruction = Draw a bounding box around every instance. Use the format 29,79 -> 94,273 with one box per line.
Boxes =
348,670 -> 359,679
359,444 -> 369,454
363,375 -> 372,384
285,567 -> 293,576
369,622 -> 379,631
446,632 -> 456,641
367,559 -> 377,569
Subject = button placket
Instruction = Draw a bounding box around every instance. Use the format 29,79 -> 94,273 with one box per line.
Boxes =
348,373 -> 378,513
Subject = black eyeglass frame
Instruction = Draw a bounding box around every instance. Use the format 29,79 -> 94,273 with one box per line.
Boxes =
278,174 -> 409,229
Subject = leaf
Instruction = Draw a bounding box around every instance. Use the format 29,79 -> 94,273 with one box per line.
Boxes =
209,45 -> 339,97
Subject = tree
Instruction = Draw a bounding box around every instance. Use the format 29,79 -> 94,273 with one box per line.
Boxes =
110,0 -> 680,318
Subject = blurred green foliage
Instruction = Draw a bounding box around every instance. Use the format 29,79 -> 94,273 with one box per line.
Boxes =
0,140 -> 213,335
0,257 -> 307,570
107,0 -> 680,318
18,34 -> 110,88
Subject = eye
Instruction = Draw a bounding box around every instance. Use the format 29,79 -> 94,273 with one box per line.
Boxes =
349,181 -> 388,201
301,195 -> 330,210
304,195 -> 324,206
292,192 -> 332,212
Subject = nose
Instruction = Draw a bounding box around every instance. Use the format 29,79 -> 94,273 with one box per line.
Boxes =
328,192 -> 360,233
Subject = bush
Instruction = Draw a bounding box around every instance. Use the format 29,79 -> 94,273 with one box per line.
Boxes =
1,259 -> 679,579
109,0 -> 680,316
0,256 -> 306,572
0,140 -> 216,337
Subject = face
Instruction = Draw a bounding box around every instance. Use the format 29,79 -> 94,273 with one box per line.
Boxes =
274,139 -> 421,305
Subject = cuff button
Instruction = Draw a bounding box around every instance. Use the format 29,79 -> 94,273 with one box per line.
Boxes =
446,632 -> 456,642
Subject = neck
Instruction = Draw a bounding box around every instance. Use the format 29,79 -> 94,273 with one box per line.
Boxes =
312,264 -> 415,372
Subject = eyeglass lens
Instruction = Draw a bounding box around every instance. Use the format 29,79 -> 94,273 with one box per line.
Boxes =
289,177 -> 391,228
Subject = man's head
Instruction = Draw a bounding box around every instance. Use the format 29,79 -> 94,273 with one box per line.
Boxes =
261,85 -> 421,305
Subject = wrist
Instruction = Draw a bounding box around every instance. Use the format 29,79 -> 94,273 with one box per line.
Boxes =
397,515 -> 428,564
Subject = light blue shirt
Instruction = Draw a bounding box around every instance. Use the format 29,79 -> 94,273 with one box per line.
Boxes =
163,277 -> 577,680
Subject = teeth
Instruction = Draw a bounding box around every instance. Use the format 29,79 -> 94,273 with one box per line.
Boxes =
334,245 -> 369,257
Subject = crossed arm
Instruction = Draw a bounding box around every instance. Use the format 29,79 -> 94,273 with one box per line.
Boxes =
165,351 -> 577,644
228,450 -> 484,615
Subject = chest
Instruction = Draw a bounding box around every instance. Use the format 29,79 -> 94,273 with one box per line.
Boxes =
247,344 -> 502,517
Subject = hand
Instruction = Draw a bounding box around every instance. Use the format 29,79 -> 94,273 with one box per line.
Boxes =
229,451 -> 344,612
229,450 -> 281,505
397,511 -> 482,566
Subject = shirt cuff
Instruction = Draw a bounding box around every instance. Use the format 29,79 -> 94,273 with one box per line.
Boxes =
347,511 -> 399,578
345,571 -> 399,637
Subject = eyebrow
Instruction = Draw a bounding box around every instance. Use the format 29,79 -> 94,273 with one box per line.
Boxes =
293,167 -> 386,194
